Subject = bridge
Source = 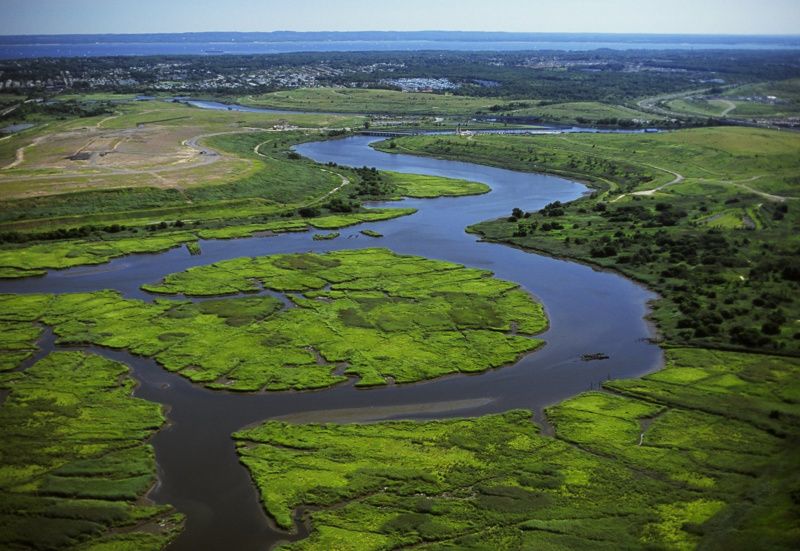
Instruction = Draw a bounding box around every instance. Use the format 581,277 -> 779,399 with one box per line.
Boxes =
357,128 -> 560,138
357,130 -> 424,137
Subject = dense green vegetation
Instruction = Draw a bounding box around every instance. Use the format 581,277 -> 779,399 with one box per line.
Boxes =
0,231 -> 198,278
227,124 -> 800,551
236,348 -> 800,550
1,249 -> 546,391
378,128 -> 800,354
0,316 -> 41,371
2,78 -> 799,550
0,99 -> 114,124
312,232 -> 339,240
382,171 -> 489,198
326,166 -> 489,203
0,209 -> 414,278
0,350 -> 182,550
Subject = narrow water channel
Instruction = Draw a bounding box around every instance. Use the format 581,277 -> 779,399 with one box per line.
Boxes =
0,136 -> 663,550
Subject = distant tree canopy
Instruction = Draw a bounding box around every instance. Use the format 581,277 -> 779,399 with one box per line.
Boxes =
4,49 -> 800,102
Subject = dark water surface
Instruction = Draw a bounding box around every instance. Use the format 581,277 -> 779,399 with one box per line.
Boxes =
0,136 -> 662,550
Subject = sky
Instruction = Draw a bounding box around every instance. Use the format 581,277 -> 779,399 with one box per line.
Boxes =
1,0 -> 799,36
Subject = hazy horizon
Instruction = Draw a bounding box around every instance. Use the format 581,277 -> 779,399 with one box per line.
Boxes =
2,30 -> 799,38
3,0 -> 799,36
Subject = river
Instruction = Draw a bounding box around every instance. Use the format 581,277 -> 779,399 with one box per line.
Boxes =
0,136 -> 662,550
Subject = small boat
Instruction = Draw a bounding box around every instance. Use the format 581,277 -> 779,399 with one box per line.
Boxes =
581,352 -> 610,362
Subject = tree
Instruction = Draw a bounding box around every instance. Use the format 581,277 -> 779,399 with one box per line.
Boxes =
298,207 -> 320,218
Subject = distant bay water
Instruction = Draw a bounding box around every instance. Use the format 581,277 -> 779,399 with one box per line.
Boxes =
1,32 -> 799,59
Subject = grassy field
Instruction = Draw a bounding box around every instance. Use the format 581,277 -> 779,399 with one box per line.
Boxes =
0,99 -> 360,194
239,88 -> 503,115
0,100 -> 357,224
382,171 -> 489,198
238,88 -> 659,125
0,349 -> 182,550
664,98 -> 733,117
236,348 -> 799,550
377,127 -> 800,354
54,92 -> 144,102
2,249 -> 546,391
658,79 -> 800,120
499,100 -> 663,125
665,96 -> 798,120
719,79 -> 800,119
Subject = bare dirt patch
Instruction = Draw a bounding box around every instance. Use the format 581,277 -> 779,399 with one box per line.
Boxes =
0,124 -> 255,199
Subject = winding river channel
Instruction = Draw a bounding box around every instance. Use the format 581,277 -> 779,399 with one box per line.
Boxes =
0,135 -> 662,550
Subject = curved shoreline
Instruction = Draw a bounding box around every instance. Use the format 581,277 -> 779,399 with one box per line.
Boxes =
1,135 -> 662,550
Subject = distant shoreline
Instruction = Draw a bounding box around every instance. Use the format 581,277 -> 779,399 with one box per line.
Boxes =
1,31 -> 798,60
2,31 -> 799,42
